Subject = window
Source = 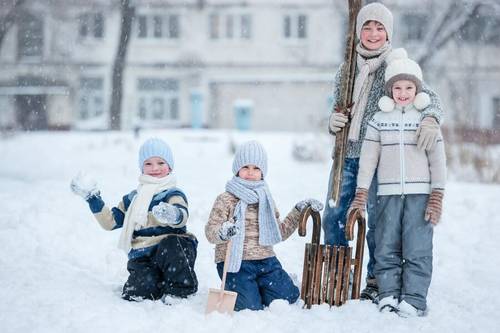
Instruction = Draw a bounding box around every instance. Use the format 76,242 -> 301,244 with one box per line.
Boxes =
283,14 -> 308,39
17,13 -> 43,59
136,14 -> 180,39
79,78 -> 104,120
79,13 -> 104,39
402,14 -> 428,41
137,78 -> 179,123
493,97 -> 500,129
209,13 -> 252,40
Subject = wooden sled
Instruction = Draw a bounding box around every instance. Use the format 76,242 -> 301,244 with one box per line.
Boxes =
298,207 -> 366,308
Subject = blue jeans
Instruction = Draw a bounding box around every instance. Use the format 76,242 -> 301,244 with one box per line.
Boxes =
323,157 -> 378,279
216,256 -> 300,311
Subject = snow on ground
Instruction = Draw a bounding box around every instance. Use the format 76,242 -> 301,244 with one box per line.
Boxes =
0,129 -> 499,333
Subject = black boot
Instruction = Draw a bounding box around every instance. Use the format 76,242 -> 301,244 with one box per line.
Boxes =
360,277 -> 378,303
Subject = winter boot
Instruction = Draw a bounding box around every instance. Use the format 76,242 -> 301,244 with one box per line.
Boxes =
396,300 -> 426,318
360,277 -> 379,303
378,296 -> 398,313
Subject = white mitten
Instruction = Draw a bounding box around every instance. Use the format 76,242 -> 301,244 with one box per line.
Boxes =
218,221 -> 240,241
152,202 -> 181,225
70,172 -> 100,200
295,198 -> 324,213
328,112 -> 348,134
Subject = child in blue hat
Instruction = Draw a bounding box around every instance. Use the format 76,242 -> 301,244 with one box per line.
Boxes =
205,140 -> 324,311
71,138 -> 198,301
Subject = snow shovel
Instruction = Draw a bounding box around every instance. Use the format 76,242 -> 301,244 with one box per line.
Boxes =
206,240 -> 238,315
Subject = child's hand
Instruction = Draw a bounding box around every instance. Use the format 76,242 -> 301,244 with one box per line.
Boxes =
295,199 -> 324,213
416,117 -> 440,150
425,190 -> 444,225
328,112 -> 348,134
218,221 -> 240,241
70,172 -> 100,200
347,188 -> 368,218
152,202 -> 181,225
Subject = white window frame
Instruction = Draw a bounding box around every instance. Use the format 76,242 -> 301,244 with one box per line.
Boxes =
78,12 -> 105,40
283,13 -> 308,40
209,12 -> 252,40
135,14 -> 180,40
136,78 -> 180,127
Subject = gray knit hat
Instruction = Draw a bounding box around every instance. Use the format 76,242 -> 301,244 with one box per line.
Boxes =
232,140 -> 268,178
138,138 -> 174,171
356,2 -> 393,43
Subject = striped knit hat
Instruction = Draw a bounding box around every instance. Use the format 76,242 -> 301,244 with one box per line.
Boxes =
232,140 -> 268,178
138,138 -> 174,171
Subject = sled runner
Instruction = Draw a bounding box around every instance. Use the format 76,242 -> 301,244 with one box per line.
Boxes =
298,206 -> 365,308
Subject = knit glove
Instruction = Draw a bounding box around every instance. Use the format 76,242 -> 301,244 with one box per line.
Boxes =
152,202 -> 181,225
425,190 -> 444,225
295,198 -> 324,213
218,221 -> 240,241
70,172 -> 100,200
328,112 -> 348,134
347,188 -> 368,219
416,117 -> 440,150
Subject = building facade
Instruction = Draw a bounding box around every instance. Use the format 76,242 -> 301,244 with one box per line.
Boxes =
0,0 -> 499,133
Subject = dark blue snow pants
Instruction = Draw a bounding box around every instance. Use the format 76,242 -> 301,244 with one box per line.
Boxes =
122,236 -> 198,301
216,256 -> 300,311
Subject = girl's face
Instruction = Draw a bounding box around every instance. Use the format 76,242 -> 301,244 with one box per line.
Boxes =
238,164 -> 263,181
143,156 -> 171,178
392,80 -> 417,107
360,21 -> 387,50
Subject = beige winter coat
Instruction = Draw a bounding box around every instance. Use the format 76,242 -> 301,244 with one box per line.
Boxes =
205,192 -> 300,263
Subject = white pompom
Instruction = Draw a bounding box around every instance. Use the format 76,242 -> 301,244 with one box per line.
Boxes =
378,96 -> 395,112
414,92 -> 431,110
385,48 -> 408,64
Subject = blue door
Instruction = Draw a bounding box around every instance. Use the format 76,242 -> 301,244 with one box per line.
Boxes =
190,91 -> 203,129
234,100 -> 253,130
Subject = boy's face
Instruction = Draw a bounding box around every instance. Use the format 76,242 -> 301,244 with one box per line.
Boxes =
392,80 -> 417,107
237,164 -> 263,181
360,21 -> 387,50
143,156 -> 171,178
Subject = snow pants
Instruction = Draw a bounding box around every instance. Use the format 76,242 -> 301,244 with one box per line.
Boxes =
122,236 -> 198,301
375,194 -> 433,311
323,157 -> 378,279
216,256 -> 300,311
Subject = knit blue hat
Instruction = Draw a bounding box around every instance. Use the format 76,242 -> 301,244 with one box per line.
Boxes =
232,140 -> 268,178
138,138 -> 174,171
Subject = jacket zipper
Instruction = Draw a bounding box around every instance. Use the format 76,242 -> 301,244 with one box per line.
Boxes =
400,107 -> 406,197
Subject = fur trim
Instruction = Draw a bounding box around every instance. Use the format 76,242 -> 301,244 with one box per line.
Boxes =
413,92 -> 431,110
378,95 -> 395,112
385,48 -> 408,65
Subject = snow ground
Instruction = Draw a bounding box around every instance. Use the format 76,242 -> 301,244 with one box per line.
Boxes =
0,129 -> 499,333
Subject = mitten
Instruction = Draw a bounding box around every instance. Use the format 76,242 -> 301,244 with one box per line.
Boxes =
295,198 -> 324,213
416,117 -> 440,150
70,172 -> 100,200
152,202 -> 181,225
328,112 -> 348,134
218,221 -> 240,241
347,188 -> 368,218
425,190 -> 444,225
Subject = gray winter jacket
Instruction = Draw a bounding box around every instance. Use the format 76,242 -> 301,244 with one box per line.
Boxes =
356,102 -> 446,195
331,51 -> 444,158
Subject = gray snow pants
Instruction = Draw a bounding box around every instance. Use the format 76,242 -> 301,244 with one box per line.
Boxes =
374,194 -> 433,311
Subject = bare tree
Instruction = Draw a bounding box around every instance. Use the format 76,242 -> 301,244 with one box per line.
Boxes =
416,0 -> 499,69
0,0 -> 26,50
109,0 -> 134,130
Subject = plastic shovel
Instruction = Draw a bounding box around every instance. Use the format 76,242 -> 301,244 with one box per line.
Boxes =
205,240 -> 238,315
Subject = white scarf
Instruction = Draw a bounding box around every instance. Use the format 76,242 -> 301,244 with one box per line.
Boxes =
349,42 -> 392,141
118,173 -> 177,253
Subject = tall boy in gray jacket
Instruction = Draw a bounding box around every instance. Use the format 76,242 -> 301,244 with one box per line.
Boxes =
348,53 -> 446,317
